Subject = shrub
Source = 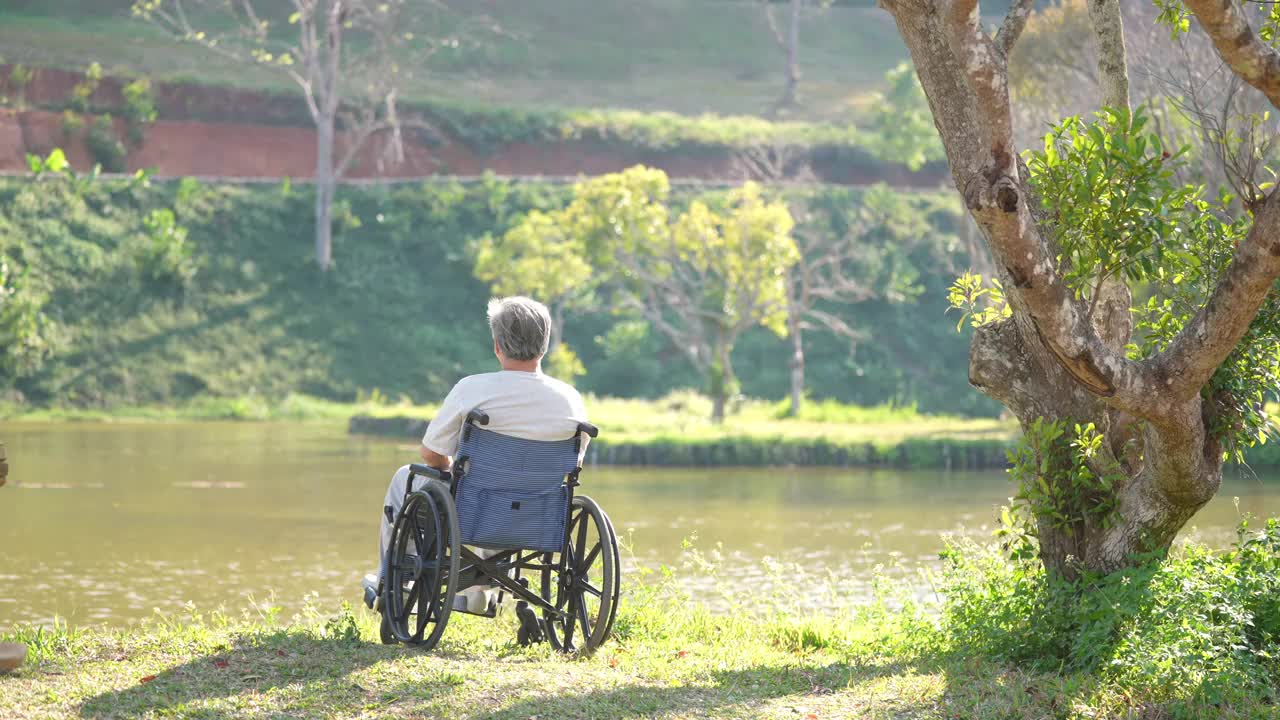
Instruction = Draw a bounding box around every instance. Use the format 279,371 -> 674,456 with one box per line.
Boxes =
131,208 -> 197,292
85,115 -> 126,172
934,519 -> 1280,707
7,63 -> 33,108
68,61 -> 102,113
60,110 -> 84,140
122,78 -> 157,146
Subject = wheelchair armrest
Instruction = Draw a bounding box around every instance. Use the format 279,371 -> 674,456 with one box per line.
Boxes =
466,409 -> 490,426
577,421 -> 599,438
408,463 -> 450,482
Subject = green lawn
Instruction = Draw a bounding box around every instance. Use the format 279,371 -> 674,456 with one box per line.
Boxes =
0,0 -> 907,122
4,542 -> 1274,720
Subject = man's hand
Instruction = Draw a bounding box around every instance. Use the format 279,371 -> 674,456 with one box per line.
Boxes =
419,444 -> 451,472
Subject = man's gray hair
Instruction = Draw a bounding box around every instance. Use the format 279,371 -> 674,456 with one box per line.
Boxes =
487,296 -> 552,362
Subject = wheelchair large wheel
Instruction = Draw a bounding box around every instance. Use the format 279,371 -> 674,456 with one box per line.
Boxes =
383,479 -> 460,649
541,495 -> 619,654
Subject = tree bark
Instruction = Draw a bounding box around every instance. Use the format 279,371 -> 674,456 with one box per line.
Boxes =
314,113 -> 336,271
783,0 -> 801,107
1087,0 -> 1130,110
881,0 -> 1280,578
710,332 -> 736,423
788,307 -> 805,417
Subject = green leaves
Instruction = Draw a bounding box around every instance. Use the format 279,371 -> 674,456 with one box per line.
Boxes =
946,272 -> 1010,331
1004,417 -> 1123,549
1027,106 -> 1193,302
26,148 -> 68,176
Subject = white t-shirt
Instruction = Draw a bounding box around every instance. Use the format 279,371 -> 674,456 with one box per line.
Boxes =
421,370 -> 590,458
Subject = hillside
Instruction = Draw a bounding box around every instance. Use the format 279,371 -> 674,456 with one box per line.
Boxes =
0,172 -> 992,416
0,0 -> 908,123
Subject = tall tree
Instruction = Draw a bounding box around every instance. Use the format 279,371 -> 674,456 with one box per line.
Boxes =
879,0 -> 1280,577
479,167 -> 800,422
783,185 -> 936,416
132,0 -> 441,271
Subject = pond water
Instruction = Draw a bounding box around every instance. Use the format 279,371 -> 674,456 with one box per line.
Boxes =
2,421 -> 1277,627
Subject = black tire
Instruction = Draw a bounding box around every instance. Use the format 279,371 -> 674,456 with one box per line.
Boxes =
379,611 -> 396,645
382,479 -> 460,649
542,495 -> 619,654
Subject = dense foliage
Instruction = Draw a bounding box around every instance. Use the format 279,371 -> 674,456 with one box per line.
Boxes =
0,171 -> 990,414
935,518 -> 1280,712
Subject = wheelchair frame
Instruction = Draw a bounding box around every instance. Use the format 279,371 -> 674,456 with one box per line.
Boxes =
379,409 -> 620,653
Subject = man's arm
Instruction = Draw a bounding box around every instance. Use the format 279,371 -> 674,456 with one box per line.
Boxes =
419,444 -> 451,471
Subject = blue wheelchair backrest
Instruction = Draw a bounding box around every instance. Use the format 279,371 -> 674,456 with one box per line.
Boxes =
453,424 -> 583,553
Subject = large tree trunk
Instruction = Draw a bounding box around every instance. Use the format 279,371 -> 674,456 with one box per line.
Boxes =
314,113 -> 336,271
788,308 -> 805,417
876,0 -> 1280,578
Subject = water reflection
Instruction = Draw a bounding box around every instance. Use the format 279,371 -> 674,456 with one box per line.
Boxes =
0,421 -> 1275,626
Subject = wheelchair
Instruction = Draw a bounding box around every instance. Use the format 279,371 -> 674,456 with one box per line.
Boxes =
377,409 -> 620,653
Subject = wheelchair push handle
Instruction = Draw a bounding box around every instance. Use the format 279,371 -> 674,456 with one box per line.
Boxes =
466,409 -> 490,426
576,421 -> 599,438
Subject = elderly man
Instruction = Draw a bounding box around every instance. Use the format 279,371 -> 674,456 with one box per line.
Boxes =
363,296 -> 589,614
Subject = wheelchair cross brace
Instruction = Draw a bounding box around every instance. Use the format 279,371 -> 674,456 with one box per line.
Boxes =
458,547 -> 570,621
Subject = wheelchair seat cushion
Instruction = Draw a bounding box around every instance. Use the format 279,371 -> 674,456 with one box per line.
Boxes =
454,426 -> 581,552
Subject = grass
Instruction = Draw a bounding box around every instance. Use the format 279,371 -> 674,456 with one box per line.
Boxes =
4,536 -> 1276,719
583,391 -> 1012,449
0,389 -> 1014,445
0,0 -> 906,123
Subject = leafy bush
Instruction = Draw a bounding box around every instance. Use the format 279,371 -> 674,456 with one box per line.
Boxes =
132,208 -> 196,291
68,61 -> 102,113
122,78 -> 157,146
60,110 -> 84,140
0,259 -> 53,383
85,115 -> 126,172
935,519 -> 1280,708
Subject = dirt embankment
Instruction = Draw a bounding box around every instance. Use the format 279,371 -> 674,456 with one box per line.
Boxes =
0,64 -> 949,186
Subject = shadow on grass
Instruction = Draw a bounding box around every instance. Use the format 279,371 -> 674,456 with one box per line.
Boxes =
76,629 -> 401,719
466,656 -> 935,720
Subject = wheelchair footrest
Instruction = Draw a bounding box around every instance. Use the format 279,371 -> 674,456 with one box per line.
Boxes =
451,587 -> 500,618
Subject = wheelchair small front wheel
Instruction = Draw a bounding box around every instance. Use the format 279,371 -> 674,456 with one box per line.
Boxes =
383,479 -> 460,649
542,495 -> 620,654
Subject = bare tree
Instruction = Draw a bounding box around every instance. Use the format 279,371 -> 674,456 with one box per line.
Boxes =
878,0 -> 1280,577
760,0 -> 831,112
782,189 -> 936,416
133,0 -> 452,270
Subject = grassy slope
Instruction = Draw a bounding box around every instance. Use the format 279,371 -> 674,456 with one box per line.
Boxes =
0,0 -> 906,122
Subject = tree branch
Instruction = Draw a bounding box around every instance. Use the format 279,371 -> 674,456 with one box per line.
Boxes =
1147,192 -> 1280,396
995,0 -> 1035,56
1184,0 -> 1280,110
1086,0 -> 1130,110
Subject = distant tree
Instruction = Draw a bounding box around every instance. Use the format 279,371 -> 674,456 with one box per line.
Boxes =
132,0 -> 460,271
782,185 -> 937,416
759,0 -> 832,112
472,209 -> 595,383
865,62 -> 944,171
479,167 -> 800,422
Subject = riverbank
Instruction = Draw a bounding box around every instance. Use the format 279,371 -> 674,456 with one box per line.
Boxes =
5,532 -> 1277,720
2,392 -> 1017,469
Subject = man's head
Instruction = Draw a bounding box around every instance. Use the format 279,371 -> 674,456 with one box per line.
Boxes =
487,296 -> 551,366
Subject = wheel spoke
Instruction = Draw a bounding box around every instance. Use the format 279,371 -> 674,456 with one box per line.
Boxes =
398,581 -> 422,623
574,510 -> 589,563
563,593 -> 577,650
578,543 -> 602,573
575,591 -> 592,642
578,581 -> 602,598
